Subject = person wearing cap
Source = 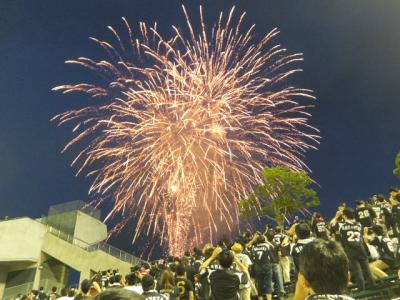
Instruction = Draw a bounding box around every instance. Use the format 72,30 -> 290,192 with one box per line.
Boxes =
231,242 -> 253,300
141,274 -> 168,300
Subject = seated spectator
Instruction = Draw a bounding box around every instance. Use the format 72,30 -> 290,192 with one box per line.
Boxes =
364,225 -> 396,279
200,247 -> 249,300
93,288 -> 145,300
141,274 -> 168,299
294,239 -> 354,300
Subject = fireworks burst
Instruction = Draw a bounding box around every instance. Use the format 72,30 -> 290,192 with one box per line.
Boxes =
53,6 -> 319,255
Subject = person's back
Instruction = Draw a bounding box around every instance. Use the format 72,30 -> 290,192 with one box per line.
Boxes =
209,268 -> 242,300
338,218 -> 365,258
38,287 -> 47,300
338,208 -> 375,291
175,263 -> 194,300
355,201 -> 375,228
141,274 -> 168,300
290,223 -> 314,271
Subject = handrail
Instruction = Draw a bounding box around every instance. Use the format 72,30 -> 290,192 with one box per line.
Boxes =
44,224 -> 145,264
85,242 -> 145,265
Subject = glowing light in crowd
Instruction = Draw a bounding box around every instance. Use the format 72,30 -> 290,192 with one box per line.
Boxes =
53,6 -> 319,255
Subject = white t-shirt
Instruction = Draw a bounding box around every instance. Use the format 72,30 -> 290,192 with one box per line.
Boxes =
125,285 -> 143,294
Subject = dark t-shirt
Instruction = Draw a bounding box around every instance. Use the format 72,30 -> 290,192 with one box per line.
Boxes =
175,276 -> 194,300
251,243 -> 272,273
369,236 -> 395,266
313,221 -> 328,239
209,269 -> 247,300
338,221 -> 367,258
355,207 -> 376,228
290,238 -> 314,270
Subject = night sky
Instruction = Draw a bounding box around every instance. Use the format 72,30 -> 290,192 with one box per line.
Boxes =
1,0 -> 400,254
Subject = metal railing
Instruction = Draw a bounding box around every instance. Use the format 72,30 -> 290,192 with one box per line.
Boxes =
85,242 -> 145,265
45,225 -> 145,265
3,282 -> 33,300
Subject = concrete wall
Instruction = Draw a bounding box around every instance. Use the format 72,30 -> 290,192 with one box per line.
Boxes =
41,233 -> 132,282
45,211 -> 77,235
73,211 -> 107,246
0,218 -> 45,263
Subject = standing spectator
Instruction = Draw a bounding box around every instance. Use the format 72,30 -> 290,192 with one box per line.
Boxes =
75,279 -> 98,299
248,233 -> 273,300
282,223 -> 314,275
355,201 -> 376,228
231,242 -> 253,300
37,287 -> 47,300
175,264 -> 194,300
57,288 -> 69,300
141,275 -> 168,299
338,208 -> 375,291
49,287 -> 59,300
200,247 -> 249,300
265,231 -> 285,297
108,274 -> 123,289
93,289 -> 145,300
311,213 -> 329,240
273,227 -> 290,285
293,240 -> 354,300
125,272 -> 143,294
158,268 -> 180,299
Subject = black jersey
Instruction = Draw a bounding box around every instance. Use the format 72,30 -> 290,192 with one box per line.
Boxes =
355,207 -> 376,227
393,204 -> 400,222
175,277 -> 194,300
251,243 -> 272,273
369,236 -> 395,266
338,221 -> 367,258
371,205 -> 382,220
313,221 -> 328,239
382,203 -> 393,225
272,233 -> 285,246
290,238 -> 314,270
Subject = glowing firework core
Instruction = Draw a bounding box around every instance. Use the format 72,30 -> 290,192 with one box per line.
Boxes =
53,6 -> 319,256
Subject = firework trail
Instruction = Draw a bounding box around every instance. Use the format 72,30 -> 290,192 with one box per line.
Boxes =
53,6 -> 319,255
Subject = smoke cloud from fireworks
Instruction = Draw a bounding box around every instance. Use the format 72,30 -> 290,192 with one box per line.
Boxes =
53,6 -> 319,255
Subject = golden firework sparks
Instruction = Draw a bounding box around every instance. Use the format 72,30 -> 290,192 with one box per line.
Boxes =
53,6 -> 319,256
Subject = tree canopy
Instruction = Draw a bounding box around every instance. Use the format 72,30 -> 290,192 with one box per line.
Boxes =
239,166 -> 319,227
394,152 -> 400,179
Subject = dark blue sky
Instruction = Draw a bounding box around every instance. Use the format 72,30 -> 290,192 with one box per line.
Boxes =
1,0 -> 399,252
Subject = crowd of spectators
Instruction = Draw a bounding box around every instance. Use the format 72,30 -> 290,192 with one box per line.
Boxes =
13,187 -> 400,300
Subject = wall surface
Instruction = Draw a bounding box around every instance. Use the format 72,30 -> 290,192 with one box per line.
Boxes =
0,218 -> 45,263
73,211 -> 107,246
